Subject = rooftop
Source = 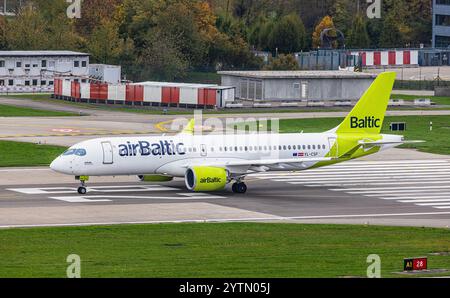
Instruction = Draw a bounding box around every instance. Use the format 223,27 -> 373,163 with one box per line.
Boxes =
0,50 -> 89,57
217,70 -> 378,79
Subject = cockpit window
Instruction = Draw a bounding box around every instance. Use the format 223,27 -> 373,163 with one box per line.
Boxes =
62,149 -> 76,156
62,148 -> 86,156
75,149 -> 87,156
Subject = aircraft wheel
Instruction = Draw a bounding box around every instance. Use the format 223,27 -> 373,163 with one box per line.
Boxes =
232,182 -> 247,194
77,186 -> 87,195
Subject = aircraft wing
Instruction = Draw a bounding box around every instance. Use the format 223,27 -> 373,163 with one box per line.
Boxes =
184,157 -> 333,173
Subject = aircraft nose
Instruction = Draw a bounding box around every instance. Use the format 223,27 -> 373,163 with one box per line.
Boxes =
50,157 -> 69,174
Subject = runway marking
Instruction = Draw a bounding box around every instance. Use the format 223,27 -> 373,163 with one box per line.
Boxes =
8,185 -> 177,195
49,193 -> 225,202
7,185 -> 226,203
1,211 -> 450,229
254,159 -> 450,210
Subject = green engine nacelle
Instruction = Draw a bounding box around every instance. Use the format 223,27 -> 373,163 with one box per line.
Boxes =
185,167 -> 228,192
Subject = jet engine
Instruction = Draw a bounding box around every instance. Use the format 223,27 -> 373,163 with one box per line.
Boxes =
185,167 -> 228,192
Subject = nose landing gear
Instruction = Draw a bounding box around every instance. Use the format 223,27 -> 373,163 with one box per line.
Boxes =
75,176 -> 89,194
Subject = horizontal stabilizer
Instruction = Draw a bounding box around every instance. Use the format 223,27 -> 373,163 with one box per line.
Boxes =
358,140 -> 425,147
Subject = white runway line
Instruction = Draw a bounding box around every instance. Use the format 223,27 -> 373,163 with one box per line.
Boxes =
49,194 -> 225,202
258,159 -> 450,210
307,180 -> 450,187
8,185 -> 177,195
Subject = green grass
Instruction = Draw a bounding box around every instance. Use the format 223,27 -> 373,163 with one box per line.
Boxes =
0,141 -> 66,167
391,94 -> 450,106
0,223 -> 449,278
0,103 -> 77,117
251,115 -> 450,155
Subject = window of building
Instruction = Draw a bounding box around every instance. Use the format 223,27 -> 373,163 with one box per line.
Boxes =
0,80 -> 4,86
8,80 -> 13,86
16,61 -> 22,68
435,35 -> 450,48
25,80 -> 30,86
436,14 -> 450,26
32,79 -> 38,86
32,64 -> 38,68
49,81 -> 54,85
42,60 -> 47,68
25,64 -> 30,68
437,0 -> 450,5
74,61 -> 80,67
82,61 -> 87,67
41,80 -> 46,86
0,60 -> 5,67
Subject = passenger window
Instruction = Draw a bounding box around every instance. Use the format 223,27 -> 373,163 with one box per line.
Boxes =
312,145 -> 316,150
323,145 -> 326,149
293,145 -> 296,150
303,145 -> 306,150
307,145 -> 311,150
288,145 -> 291,150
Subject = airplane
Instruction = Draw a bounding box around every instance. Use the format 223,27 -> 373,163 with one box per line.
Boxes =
50,72 -> 422,195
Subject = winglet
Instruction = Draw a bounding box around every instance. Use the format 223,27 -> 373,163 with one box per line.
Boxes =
180,118 -> 195,135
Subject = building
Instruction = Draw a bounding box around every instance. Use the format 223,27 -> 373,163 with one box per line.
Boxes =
0,50 -> 89,93
218,71 -> 377,102
433,0 -> 450,48
89,64 -> 122,84
54,80 -> 235,108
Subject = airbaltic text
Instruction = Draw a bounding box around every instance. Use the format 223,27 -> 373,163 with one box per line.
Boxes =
118,140 -> 186,157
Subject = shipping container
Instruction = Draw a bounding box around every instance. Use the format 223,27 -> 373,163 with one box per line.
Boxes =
403,51 -> 411,64
108,84 -> 126,101
80,82 -> 90,99
71,81 -> 81,99
126,85 -> 144,101
62,80 -> 72,97
373,52 -> 381,65
143,85 -> 162,103
388,51 -> 396,65
179,87 -> 198,105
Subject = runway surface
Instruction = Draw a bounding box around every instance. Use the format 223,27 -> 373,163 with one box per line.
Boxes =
1,156 -> 449,228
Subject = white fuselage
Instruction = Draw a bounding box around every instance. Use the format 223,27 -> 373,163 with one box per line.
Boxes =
50,132 -> 399,177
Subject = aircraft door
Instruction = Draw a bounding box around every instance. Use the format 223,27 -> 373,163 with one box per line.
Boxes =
200,144 -> 207,157
101,141 -> 114,164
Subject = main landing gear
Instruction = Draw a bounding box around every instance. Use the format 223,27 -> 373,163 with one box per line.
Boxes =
75,176 -> 89,194
232,181 -> 247,194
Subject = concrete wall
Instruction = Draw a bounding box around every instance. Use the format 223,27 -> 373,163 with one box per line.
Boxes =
221,75 -> 374,101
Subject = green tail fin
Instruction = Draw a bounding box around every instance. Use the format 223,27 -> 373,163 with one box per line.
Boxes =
335,72 -> 396,134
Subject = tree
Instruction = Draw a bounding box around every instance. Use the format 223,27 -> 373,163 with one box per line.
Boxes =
312,15 -> 336,49
268,13 -> 306,54
138,33 -> 188,81
263,54 -> 299,70
87,20 -> 132,64
379,14 -> 403,48
0,16 -> 8,49
5,4 -> 50,50
347,13 -> 370,49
